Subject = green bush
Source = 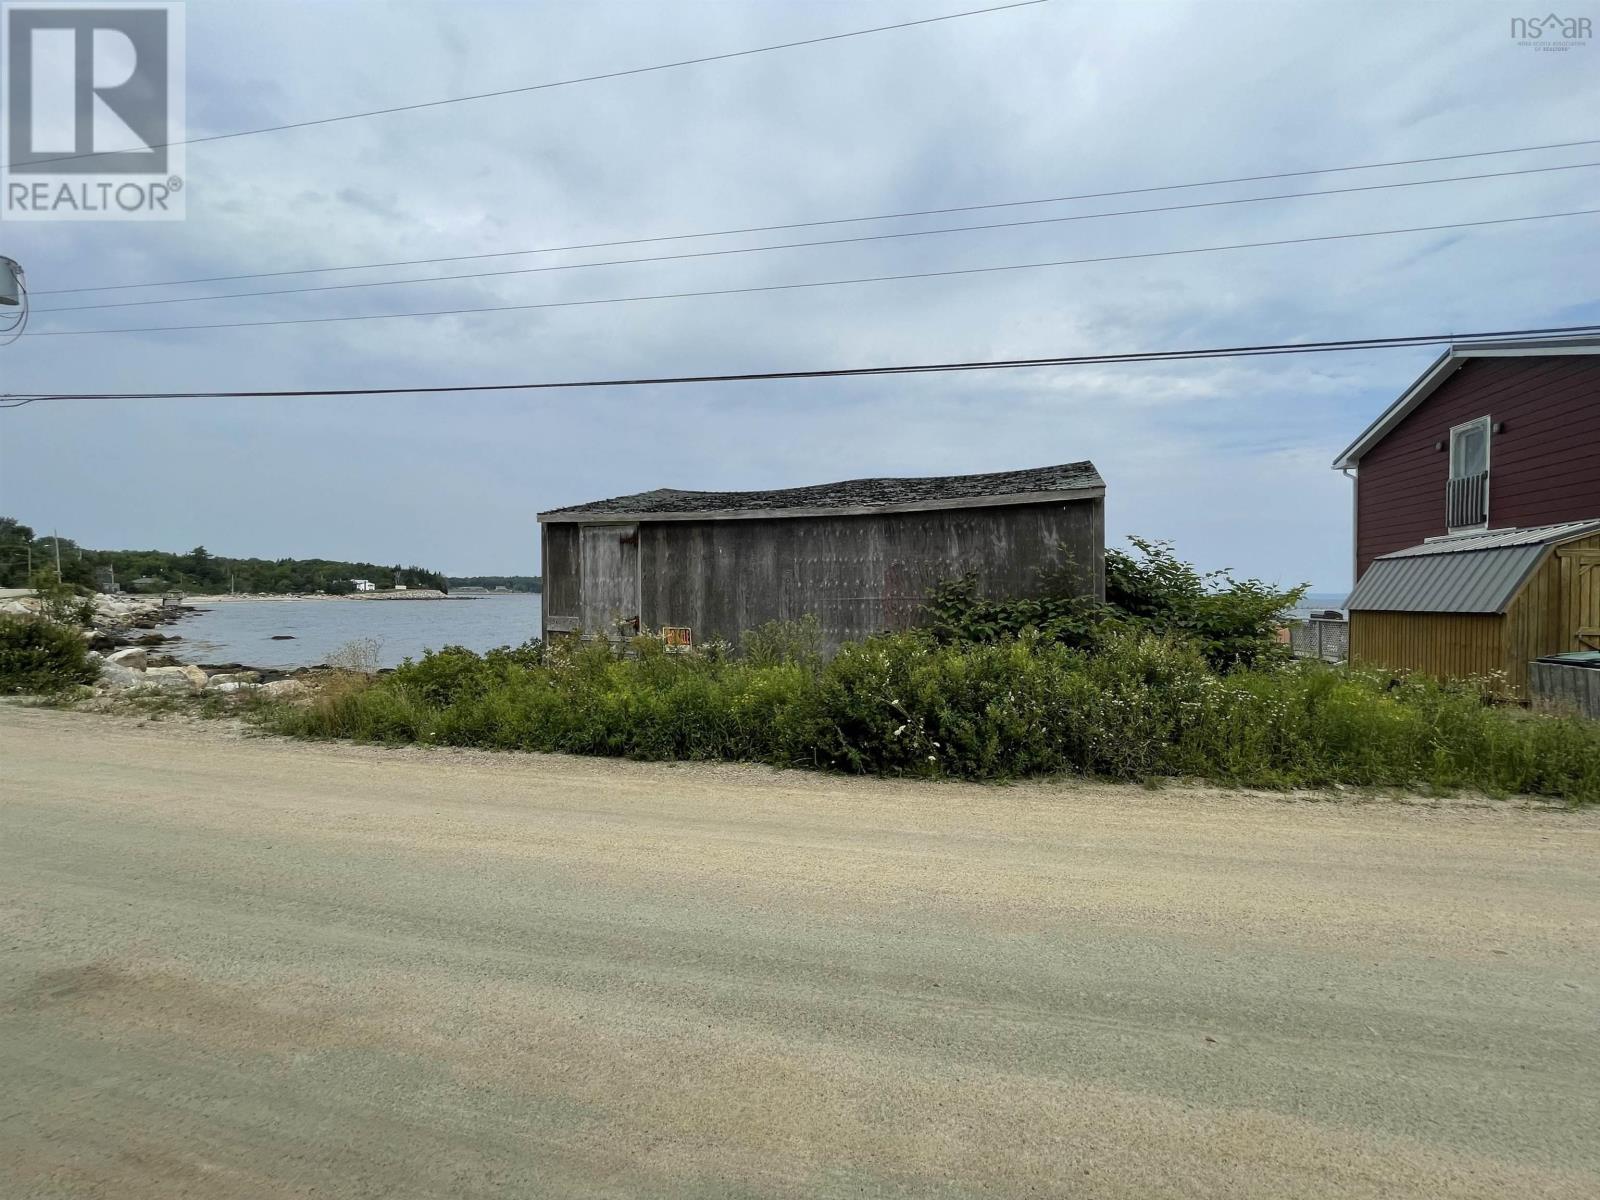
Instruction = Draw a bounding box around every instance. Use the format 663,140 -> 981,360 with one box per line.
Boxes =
29,578 -> 98,628
1106,537 -> 1305,670
926,537 -> 1306,671
257,628 -> 1600,804
924,571 -> 1106,650
740,614 -> 824,670
0,615 -> 99,694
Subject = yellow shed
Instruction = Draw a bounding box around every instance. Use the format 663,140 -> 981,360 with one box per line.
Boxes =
1346,520 -> 1600,700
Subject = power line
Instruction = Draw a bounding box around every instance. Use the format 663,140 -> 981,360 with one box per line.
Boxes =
21,208 -> 1599,340
6,0 -> 1049,170
34,160 -> 1600,316
5,324 -> 1597,409
35,137 -> 1600,296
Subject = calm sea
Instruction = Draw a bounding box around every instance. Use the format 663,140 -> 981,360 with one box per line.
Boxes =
173,594 -> 542,670
1293,591 -> 1350,617
172,588 -> 1348,671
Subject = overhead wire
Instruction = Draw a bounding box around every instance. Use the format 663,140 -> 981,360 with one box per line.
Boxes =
0,277 -> 28,347
19,208 -> 1599,339
5,0 -> 1050,169
34,137 -> 1600,296
31,160 -> 1600,315
4,323 -> 1597,409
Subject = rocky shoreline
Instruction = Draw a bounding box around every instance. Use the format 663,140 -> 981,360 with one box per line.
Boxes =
1,590 -> 187,643
91,645 -> 312,699
2,591 -> 317,697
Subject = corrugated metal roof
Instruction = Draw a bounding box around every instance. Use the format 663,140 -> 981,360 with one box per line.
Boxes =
1383,519 -> 1600,557
1345,545 -> 1547,613
539,461 -> 1104,521
1346,520 -> 1600,614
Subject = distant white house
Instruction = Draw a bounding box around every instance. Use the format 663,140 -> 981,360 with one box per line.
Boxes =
393,584 -> 407,591
350,578 -> 376,592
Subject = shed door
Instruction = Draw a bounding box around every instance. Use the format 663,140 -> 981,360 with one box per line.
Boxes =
1558,549 -> 1600,651
579,524 -> 640,638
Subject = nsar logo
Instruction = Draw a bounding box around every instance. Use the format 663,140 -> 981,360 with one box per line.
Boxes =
1510,12 -> 1593,50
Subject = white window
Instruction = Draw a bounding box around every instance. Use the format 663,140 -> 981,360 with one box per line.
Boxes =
1446,416 -> 1491,530
1449,416 -> 1490,481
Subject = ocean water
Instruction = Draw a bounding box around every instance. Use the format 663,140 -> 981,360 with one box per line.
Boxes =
172,588 -> 1347,671
173,594 -> 542,670
1293,591 -> 1350,616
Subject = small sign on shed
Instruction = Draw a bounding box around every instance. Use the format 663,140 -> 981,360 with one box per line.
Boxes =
661,626 -> 693,649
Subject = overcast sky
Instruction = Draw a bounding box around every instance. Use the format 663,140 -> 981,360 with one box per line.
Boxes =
1,0 -> 1596,589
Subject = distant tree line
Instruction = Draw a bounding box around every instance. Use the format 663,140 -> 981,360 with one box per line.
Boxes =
0,517 -> 447,595
445,575 -> 542,593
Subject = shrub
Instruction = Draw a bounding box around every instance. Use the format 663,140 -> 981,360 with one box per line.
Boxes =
925,537 -> 1306,671
30,578 -> 98,628
0,615 -> 99,694
924,571 -> 1106,650
1106,537 -> 1304,670
253,629 -> 1600,804
741,614 -> 824,670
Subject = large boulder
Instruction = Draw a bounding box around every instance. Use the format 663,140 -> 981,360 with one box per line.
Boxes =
105,647 -> 148,670
206,671 -> 261,687
142,665 -> 201,693
96,662 -> 146,691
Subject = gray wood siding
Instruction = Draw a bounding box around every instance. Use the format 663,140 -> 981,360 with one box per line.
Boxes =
632,498 -> 1104,653
540,524 -> 579,637
578,524 -> 640,635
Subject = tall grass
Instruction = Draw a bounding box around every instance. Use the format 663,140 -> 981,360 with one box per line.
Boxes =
258,626 -> 1600,804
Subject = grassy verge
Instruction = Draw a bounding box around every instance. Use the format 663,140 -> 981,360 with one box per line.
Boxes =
256,629 -> 1600,805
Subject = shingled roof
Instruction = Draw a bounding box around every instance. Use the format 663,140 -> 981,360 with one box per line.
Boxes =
539,461 -> 1104,522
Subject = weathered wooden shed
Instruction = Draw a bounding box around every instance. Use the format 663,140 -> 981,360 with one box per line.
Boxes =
537,462 -> 1106,653
1345,519 -> 1600,699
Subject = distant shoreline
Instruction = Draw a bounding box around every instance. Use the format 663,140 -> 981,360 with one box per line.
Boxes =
183,589 -> 479,605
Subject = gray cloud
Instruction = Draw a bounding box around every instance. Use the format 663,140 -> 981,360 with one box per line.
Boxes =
2,0 -> 1596,589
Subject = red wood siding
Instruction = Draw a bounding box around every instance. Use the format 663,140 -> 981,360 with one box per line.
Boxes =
1354,356 -> 1600,578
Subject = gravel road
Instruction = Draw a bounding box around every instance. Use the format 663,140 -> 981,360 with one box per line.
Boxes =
3,704 -> 1598,1198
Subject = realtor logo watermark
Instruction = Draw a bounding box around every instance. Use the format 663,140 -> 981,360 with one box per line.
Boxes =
2,2 -> 185,220
1511,12 -> 1592,50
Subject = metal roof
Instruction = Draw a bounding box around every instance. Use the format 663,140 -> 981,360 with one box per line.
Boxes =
539,461 -> 1105,523
1346,520 -> 1600,614
1384,520 -> 1600,556
1330,335 -> 1600,469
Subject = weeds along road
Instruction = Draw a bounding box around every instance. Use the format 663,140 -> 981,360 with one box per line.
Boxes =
3,704 -> 1598,1199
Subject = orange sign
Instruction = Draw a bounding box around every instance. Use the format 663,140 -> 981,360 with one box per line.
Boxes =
661,626 -> 693,648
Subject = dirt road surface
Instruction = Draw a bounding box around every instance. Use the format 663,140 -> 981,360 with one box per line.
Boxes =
3,704 -> 1598,1198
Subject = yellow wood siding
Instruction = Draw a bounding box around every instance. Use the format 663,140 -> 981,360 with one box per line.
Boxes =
1555,533 -> 1600,652
1349,611 -> 1509,690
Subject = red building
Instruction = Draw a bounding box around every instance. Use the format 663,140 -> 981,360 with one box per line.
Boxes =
1333,336 -> 1600,699
1333,336 -> 1600,581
